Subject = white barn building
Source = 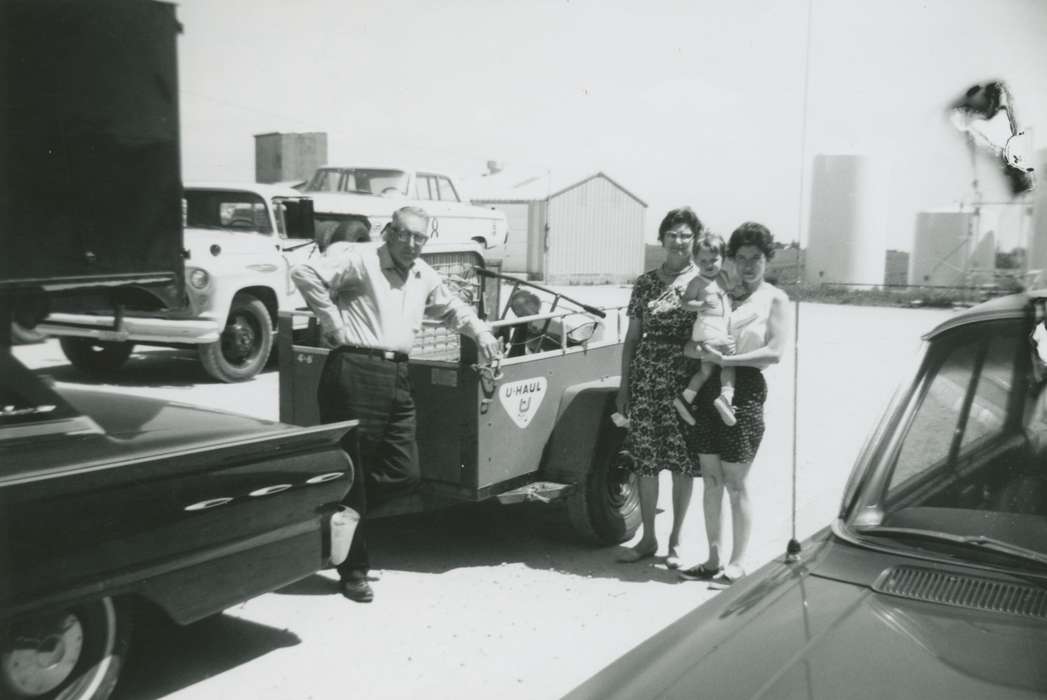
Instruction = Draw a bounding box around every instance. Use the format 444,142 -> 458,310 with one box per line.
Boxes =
469,169 -> 647,284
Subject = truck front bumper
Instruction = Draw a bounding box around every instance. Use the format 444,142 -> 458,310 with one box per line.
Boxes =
38,312 -> 222,344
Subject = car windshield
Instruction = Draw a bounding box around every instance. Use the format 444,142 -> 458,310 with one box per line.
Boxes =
844,314 -> 1047,567
305,168 -> 408,196
184,190 -> 271,234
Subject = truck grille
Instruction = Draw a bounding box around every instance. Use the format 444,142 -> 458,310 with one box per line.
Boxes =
414,250 -> 488,361
874,566 -> 1047,619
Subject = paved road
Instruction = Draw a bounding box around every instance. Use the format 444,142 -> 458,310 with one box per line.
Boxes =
13,297 -> 954,700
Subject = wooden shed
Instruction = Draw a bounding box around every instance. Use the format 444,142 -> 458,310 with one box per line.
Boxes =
470,169 -> 647,284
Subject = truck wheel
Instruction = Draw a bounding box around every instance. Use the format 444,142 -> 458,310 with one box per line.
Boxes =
59,339 -> 134,373
1,597 -> 132,700
567,427 -> 641,545
198,294 -> 273,382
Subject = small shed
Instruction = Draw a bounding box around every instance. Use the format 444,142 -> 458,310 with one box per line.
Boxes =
469,169 -> 647,284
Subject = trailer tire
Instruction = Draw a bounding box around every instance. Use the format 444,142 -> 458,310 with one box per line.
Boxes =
567,427 -> 641,545
60,338 -> 134,373
1,596 -> 132,700
198,294 -> 273,383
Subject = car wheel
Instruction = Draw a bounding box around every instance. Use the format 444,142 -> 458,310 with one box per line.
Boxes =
198,293 -> 273,383
1,597 -> 132,700
567,425 -> 641,545
59,339 -> 134,373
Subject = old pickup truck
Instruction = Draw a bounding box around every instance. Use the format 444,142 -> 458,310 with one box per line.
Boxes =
304,166 -> 510,251
280,250 -> 639,544
2,3 -> 356,699
38,183 -> 317,383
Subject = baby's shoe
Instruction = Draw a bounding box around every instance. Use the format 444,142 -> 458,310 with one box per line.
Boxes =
713,394 -> 737,427
673,393 -> 697,426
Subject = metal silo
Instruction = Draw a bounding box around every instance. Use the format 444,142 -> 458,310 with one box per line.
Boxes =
804,155 -> 886,286
909,211 -> 976,287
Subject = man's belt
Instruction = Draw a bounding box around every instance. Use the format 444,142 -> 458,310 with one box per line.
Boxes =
333,345 -> 409,362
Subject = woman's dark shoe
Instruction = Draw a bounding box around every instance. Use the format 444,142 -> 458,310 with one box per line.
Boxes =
341,577 -> 375,603
673,393 -> 697,426
678,563 -> 721,581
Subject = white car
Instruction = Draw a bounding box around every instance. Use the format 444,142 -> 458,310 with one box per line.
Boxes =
304,166 -> 509,251
39,183 -> 317,382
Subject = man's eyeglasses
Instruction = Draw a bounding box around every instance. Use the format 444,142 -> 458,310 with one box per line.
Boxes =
389,225 -> 429,246
664,232 -> 694,242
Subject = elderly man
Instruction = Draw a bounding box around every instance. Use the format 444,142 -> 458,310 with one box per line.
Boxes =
291,206 -> 500,602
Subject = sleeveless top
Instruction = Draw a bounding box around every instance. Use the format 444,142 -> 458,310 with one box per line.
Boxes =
730,283 -> 777,356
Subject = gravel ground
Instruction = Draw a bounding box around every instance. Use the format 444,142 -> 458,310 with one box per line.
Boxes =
13,293 -> 955,700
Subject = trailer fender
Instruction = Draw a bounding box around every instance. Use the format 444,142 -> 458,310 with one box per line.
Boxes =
541,376 -> 621,483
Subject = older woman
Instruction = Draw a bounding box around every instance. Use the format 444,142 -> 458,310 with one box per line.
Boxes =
616,207 -> 705,566
679,222 -> 792,586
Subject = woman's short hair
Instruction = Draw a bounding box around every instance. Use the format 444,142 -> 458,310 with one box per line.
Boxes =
657,207 -> 704,243
694,232 -> 726,258
728,221 -> 775,260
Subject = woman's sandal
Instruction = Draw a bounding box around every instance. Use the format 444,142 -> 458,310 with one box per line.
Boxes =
708,565 -> 746,589
678,563 -> 721,581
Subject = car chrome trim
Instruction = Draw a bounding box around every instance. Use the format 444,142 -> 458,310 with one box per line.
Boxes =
305,472 -> 345,484
248,484 -> 293,497
185,497 -> 233,511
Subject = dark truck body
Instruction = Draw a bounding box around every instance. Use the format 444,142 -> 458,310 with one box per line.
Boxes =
1,0 -> 184,299
1,3 -> 356,699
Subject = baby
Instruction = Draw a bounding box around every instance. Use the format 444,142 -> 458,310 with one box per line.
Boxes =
673,233 -> 737,427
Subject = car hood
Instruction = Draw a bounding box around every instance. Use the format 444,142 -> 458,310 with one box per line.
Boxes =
568,538 -> 1047,699
306,191 -> 401,218
183,226 -> 278,260
2,386 -> 293,480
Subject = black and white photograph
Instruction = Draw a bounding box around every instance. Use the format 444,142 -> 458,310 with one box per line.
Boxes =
2,1 -> 1046,698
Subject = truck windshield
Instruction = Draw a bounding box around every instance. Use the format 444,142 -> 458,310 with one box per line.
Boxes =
184,190 -> 271,234
306,168 -> 408,196
845,316 -> 1047,567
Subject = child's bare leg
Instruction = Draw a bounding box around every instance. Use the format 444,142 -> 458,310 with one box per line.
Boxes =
713,359 -> 737,426
674,363 -> 714,426
681,362 -> 714,404
719,366 -> 735,405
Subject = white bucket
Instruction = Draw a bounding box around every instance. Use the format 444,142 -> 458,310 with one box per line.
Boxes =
328,506 -> 360,566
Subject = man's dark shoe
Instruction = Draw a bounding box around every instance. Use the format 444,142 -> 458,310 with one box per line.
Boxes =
341,577 -> 374,603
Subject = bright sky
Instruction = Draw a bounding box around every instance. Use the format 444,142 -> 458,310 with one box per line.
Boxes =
176,0 -> 1047,250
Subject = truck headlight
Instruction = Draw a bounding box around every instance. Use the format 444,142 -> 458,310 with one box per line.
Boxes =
188,267 -> 210,290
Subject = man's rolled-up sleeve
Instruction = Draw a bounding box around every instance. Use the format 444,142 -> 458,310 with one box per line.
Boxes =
425,279 -> 489,340
290,255 -> 357,336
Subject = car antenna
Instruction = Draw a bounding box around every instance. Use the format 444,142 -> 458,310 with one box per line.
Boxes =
786,0 -> 815,564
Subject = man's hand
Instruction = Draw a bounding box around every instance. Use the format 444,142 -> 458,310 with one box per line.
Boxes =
323,326 -> 351,348
476,330 -> 502,361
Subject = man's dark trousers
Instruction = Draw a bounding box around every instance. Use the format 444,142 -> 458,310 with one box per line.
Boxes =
317,350 -> 420,579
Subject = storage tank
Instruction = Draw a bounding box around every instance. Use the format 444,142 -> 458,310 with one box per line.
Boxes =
909,211 -> 975,287
1027,148 -> 1047,283
804,155 -> 886,286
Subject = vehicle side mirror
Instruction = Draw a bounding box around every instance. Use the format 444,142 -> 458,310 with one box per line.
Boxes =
283,199 -> 316,239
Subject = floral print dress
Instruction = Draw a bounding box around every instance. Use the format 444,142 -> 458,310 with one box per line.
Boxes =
623,268 -> 703,477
